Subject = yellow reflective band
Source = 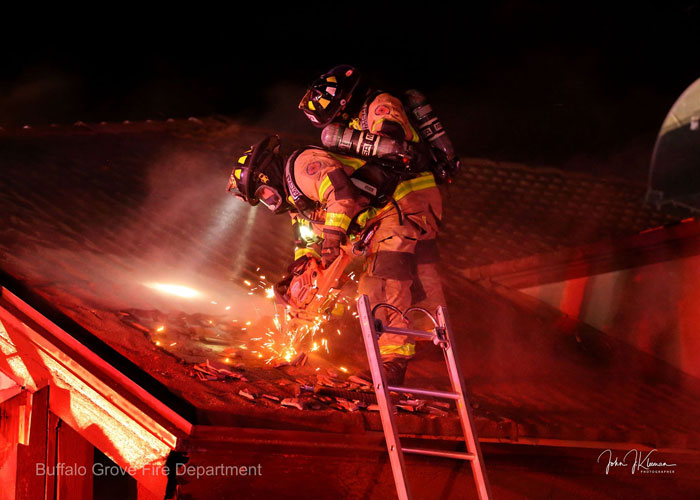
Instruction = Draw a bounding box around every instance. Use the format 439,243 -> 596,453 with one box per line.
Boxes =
355,173 -> 437,228
325,212 -> 351,231
370,118 -> 419,143
318,176 -> 332,203
370,118 -> 386,134
409,125 -> 420,143
379,344 -> 416,356
327,75 -> 337,83
328,152 -> 365,171
319,97 -> 330,109
393,172 -> 436,202
238,156 -> 247,165
234,169 -> 242,180
356,207 -> 379,228
308,101 -> 315,111
295,247 -> 320,260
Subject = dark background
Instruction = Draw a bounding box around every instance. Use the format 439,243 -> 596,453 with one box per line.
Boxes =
2,2 -> 699,177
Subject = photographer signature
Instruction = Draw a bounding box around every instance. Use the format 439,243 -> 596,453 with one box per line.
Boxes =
597,449 -> 676,474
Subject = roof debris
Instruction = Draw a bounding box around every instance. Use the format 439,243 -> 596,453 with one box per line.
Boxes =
238,388 -> 256,401
281,398 -> 305,410
290,352 -> 308,366
335,398 -> 359,412
191,359 -> 248,382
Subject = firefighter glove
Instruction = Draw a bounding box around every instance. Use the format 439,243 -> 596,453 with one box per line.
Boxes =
321,231 -> 344,267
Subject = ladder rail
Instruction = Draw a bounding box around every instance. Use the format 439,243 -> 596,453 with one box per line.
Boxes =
437,305 -> 493,500
356,295 -> 493,500
358,295 -> 412,500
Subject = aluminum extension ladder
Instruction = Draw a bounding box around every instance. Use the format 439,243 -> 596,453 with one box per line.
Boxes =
356,294 -> 492,500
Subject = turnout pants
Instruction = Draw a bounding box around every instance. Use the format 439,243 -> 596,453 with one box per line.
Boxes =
357,189 -> 445,360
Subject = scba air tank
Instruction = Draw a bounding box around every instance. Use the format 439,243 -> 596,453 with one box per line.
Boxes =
321,123 -> 409,159
403,89 -> 457,162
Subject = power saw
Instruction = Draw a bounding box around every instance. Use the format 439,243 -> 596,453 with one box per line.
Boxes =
273,252 -> 353,326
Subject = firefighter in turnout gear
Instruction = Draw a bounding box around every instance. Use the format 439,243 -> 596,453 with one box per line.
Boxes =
299,65 -> 454,383
227,134 -> 441,385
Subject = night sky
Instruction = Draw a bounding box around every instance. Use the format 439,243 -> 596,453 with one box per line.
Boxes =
2,2 -> 699,177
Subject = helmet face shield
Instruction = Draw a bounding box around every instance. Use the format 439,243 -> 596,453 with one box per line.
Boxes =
255,184 -> 285,213
227,135 -> 284,208
299,88 -> 337,127
302,107 -> 321,125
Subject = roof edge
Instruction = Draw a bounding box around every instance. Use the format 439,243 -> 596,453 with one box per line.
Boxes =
0,269 -> 197,430
460,217 -> 700,289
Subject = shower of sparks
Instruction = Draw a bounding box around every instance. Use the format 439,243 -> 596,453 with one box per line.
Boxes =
224,267 -> 357,364
258,311 -> 325,364
143,265 -> 355,374
228,272 -> 329,363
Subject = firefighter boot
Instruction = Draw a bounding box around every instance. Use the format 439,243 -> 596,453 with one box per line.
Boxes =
350,357 -> 409,387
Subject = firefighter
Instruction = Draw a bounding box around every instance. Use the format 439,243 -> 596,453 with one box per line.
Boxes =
227,134 -> 440,385
299,65 -> 452,351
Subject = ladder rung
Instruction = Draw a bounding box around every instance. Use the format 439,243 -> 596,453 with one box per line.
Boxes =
402,447 -> 475,461
388,386 -> 460,400
382,326 -> 435,340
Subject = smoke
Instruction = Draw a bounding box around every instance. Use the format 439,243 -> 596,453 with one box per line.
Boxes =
0,116 -> 296,319
97,137 -> 287,316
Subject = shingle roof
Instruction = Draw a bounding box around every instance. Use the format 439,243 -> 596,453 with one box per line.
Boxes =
441,158 -> 689,271
2,118 -> 699,451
